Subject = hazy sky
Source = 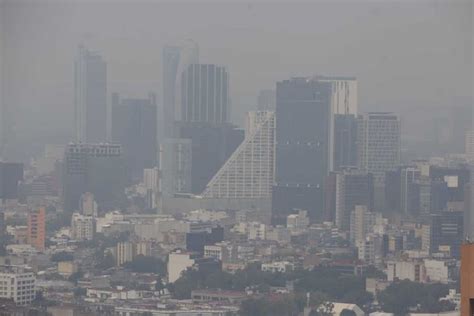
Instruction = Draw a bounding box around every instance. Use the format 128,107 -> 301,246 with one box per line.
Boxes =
1,0 -> 472,157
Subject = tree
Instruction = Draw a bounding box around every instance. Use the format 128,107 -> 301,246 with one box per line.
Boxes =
340,309 -> 357,316
240,298 -> 268,316
378,280 -> 452,314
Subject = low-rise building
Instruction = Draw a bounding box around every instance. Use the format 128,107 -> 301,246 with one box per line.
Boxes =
0,265 -> 36,306
261,261 -> 294,273
71,213 -> 95,241
386,260 -> 426,282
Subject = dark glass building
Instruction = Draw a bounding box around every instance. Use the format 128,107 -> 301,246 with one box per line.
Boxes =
176,122 -> 243,194
272,78 -> 332,223
333,114 -> 358,171
0,162 -> 23,200
112,93 -> 158,181
62,143 -> 127,212
74,45 -> 107,143
430,211 -> 463,258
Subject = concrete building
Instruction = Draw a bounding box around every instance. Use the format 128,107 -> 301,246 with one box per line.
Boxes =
112,93 -> 158,180
261,261 -> 294,273
167,250 -> 197,283
74,45 -> 107,143
27,207 -> 45,251
461,243 -> 474,316
180,64 -> 229,124
357,112 -> 401,187
159,139 -> 192,196
57,261 -> 78,277
386,260 -> 426,282
0,265 -> 36,306
272,78 -> 333,223
350,205 -> 377,243
143,167 -> 160,209
116,242 -> 133,266
315,76 -> 358,115
424,259 -> 453,284
80,192 -> 97,217
71,212 -> 94,241
202,111 -> 275,199
287,210 -> 310,232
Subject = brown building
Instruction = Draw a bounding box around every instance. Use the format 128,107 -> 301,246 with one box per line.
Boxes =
461,243 -> 474,316
27,207 -> 46,251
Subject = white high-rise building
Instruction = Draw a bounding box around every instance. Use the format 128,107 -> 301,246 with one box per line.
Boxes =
350,205 -> 379,243
80,192 -> 98,217
202,111 -> 275,198
143,167 -> 161,209
159,139 -> 192,197
71,213 -> 94,241
0,266 -> 36,306
357,112 -> 401,186
315,76 -> 358,115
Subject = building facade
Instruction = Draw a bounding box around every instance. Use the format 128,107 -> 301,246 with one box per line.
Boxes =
74,45 -> 107,143
202,111 -> 275,199
180,64 -> 229,125
27,208 -> 45,251
162,41 -> 199,139
112,93 -> 158,180
62,143 -> 127,212
159,139 -> 192,196
0,266 -> 36,306
334,169 -> 374,231
357,112 -> 401,187
272,78 -> 332,223
71,213 -> 95,241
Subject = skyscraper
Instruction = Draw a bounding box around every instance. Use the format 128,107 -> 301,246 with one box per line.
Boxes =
176,122 -> 244,194
180,64 -> 229,124
27,207 -> 46,251
333,114 -> 358,170
0,162 -> 23,200
62,143 -> 127,212
74,45 -> 107,143
315,76 -> 358,115
334,169 -> 374,231
162,41 -> 199,139
357,112 -> 401,186
159,138 -> 192,196
112,93 -> 158,180
430,211 -> 463,258
202,111 -> 275,199
272,78 -> 333,223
